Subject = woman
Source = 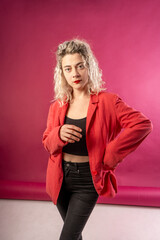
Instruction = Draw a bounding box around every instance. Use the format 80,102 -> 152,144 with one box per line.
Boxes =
42,39 -> 152,240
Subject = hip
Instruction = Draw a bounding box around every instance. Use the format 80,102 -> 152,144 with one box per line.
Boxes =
61,159 -> 98,194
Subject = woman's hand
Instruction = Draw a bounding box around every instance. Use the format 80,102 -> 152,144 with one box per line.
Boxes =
60,124 -> 82,143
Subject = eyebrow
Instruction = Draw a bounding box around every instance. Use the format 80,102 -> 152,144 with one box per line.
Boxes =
63,62 -> 84,68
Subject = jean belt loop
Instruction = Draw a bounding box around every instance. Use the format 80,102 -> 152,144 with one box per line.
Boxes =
65,162 -> 70,177
65,168 -> 70,177
76,163 -> 80,174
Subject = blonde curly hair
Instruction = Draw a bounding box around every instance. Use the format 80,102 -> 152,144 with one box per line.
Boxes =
52,38 -> 106,106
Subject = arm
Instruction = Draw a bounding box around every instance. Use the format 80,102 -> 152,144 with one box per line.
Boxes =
103,94 -> 153,168
42,103 -> 68,156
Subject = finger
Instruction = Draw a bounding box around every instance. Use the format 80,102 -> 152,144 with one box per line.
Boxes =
62,136 -> 75,143
65,132 -> 81,142
66,124 -> 82,133
65,127 -> 82,139
68,130 -> 82,140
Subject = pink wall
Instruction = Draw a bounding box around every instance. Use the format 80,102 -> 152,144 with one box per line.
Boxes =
0,0 -> 159,206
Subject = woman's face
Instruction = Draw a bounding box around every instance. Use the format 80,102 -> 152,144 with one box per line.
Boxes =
61,53 -> 89,92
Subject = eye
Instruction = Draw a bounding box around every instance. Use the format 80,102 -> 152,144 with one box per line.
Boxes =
78,64 -> 84,69
65,68 -> 71,72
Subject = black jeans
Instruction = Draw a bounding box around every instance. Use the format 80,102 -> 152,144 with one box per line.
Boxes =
56,159 -> 99,240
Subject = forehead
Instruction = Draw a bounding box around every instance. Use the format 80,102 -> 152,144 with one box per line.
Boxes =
62,53 -> 84,67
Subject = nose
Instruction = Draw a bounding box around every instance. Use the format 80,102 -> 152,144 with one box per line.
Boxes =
72,67 -> 80,78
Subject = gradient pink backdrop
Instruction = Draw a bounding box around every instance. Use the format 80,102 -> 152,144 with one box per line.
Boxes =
0,0 -> 159,206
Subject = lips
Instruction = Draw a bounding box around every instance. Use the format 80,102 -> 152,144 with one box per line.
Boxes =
74,80 -> 81,84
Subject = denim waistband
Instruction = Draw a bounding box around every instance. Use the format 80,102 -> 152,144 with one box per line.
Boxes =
62,159 -> 90,176
62,159 -> 90,167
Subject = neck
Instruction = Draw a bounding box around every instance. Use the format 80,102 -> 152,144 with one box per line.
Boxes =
72,87 -> 90,101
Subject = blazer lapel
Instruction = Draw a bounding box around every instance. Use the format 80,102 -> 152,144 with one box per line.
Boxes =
59,102 -> 69,125
86,93 -> 99,134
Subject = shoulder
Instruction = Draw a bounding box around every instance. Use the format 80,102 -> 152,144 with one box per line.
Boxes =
48,99 -> 64,113
49,98 -> 67,109
97,91 -> 120,103
49,100 -> 58,108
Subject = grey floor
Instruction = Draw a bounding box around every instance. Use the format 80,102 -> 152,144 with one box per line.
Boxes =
0,199 -> 160,240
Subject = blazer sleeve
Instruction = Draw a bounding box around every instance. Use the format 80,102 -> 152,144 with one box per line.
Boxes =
103,94 -> 153,168
42,102 -> 68,156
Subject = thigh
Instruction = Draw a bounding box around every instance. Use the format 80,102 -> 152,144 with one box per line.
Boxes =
57,184 -> 83,240
59,191 -> 98,240
56,181 -> 70,222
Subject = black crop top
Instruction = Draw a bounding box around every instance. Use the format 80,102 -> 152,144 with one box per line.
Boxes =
62,116 -> 88,156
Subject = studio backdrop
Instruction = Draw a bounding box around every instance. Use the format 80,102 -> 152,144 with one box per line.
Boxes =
0,0 -> 159,207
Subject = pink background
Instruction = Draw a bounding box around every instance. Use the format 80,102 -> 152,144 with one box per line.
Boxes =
0,0 -> 159,206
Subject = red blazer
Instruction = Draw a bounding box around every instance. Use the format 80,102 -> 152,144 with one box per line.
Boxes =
42,91 -> 152,205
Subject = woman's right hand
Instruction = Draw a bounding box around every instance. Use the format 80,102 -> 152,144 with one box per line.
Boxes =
59,124 -> 83,143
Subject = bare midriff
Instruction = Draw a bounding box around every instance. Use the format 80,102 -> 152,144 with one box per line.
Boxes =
62,152 -> 89,163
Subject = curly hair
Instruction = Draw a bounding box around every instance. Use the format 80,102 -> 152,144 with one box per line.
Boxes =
52,38 -> 106,106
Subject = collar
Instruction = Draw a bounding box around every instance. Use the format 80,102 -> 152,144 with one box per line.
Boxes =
91,92 -> 99,103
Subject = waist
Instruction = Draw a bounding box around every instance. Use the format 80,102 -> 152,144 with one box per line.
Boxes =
62,159 -> 90,169
62,152 -> 89,163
